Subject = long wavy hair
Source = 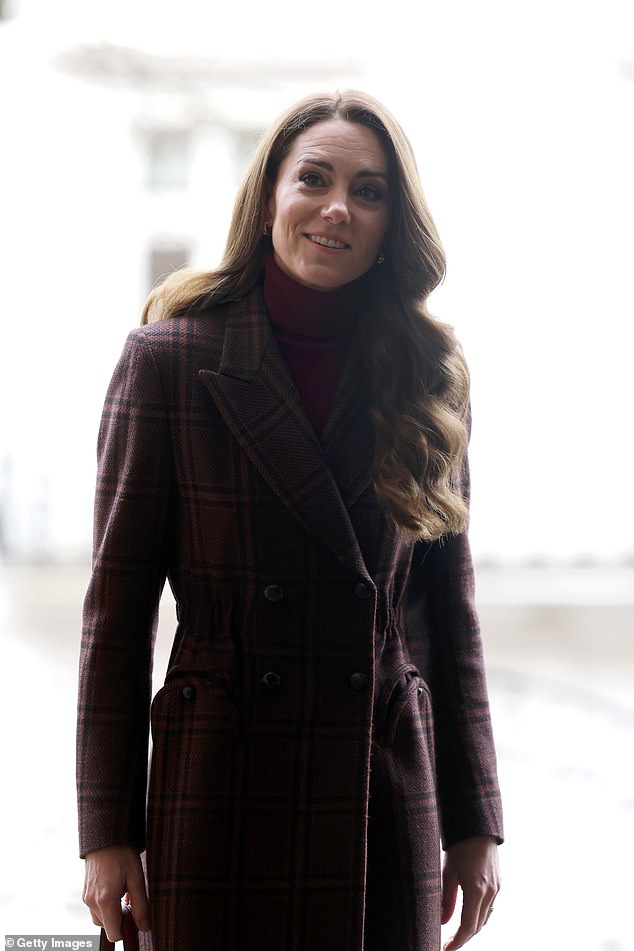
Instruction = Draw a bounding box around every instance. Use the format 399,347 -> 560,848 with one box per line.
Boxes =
142,90 -> 470,541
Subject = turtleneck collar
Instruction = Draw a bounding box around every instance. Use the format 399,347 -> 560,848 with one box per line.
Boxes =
260,254 -> 366,434
262,254 -> 362,339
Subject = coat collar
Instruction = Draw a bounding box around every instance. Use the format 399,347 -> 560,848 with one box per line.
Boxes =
198,286 -> 374,578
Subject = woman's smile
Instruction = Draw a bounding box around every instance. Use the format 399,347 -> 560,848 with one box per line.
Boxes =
306,232 -> 351,251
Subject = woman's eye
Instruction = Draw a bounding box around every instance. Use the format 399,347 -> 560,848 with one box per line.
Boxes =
300,172 -> 324,186
357,184 -> 383,202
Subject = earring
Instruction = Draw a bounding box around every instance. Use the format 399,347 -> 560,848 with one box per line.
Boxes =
263,222 -> 271,236
376,251 -> 385,264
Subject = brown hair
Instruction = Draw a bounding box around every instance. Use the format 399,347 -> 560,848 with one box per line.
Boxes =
142,89 -> 470,541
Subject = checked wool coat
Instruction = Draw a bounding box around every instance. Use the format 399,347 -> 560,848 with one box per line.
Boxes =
77,285 -> 503,951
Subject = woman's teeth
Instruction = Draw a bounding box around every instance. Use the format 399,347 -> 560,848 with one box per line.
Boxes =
309,234 -> 347,249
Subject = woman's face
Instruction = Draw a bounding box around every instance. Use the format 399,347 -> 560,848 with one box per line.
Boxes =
267,118 -> 390,292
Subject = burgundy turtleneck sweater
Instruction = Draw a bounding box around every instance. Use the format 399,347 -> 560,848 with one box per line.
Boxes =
262,255 -> 362,435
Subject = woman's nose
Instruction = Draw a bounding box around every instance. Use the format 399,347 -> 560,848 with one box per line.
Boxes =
321,193 -> 351,224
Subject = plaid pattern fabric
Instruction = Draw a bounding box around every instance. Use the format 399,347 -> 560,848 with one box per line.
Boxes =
77,288 -> 503,951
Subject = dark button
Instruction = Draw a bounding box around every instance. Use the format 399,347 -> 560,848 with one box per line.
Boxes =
354,582 -> 372,600
349,672 -> 369,692
264,584 -> 284,602
262,671 -> 282,690
182,686 -> 195,701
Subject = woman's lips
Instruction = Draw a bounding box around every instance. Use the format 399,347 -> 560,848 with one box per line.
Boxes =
306,233 -> 350,250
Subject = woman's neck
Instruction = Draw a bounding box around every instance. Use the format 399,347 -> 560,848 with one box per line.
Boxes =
263,254 -> 362,339
262,254 -> 363,434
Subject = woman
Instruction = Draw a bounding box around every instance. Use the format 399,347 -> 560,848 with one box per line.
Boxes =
78,89 -> 503,951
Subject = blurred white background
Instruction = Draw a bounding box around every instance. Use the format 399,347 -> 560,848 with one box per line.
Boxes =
1,0 -> 633,948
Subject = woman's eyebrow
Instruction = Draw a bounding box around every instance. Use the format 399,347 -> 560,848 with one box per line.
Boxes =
296,156 -> 388,180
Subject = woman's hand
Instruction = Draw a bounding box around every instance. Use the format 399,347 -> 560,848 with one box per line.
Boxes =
83,845 -> 151,941
441,835 -> 500,950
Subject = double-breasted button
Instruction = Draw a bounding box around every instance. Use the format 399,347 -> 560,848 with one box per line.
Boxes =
354,582 -> 372,600
262,671 -> 282,690
349,672 -> 369,692
264,584 -> 284,602
182,686 -> 195,701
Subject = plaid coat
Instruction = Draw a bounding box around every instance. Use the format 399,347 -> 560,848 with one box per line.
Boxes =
77,286 -> 503,951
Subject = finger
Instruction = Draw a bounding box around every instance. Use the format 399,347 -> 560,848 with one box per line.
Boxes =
82,891 -> 110,934
441,863 -> 459,925
84,882 -> 125,942
447,886 -> 498,949
444,916 -> 480,950
477,888 -> 499,932
443,890 -> 483,951
99,902 -> 124,944
83,866 -> 122,940
126,876 -> 151,932
481,902 -> 495,928
443,920 -> 479,951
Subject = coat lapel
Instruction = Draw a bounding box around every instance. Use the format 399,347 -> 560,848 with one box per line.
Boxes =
198,288 -> 373,578
319,350 -> 374,511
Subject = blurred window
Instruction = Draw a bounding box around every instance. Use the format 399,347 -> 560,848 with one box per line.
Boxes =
231,129 -> 262,181
1,0 -> 20,18
146,129 -> 191,190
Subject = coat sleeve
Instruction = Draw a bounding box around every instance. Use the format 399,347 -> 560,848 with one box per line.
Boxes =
77,329 -> 173,858
413,444 -> 504,851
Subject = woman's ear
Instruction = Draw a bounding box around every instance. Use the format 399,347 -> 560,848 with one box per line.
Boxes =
262,197 -> 275,236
